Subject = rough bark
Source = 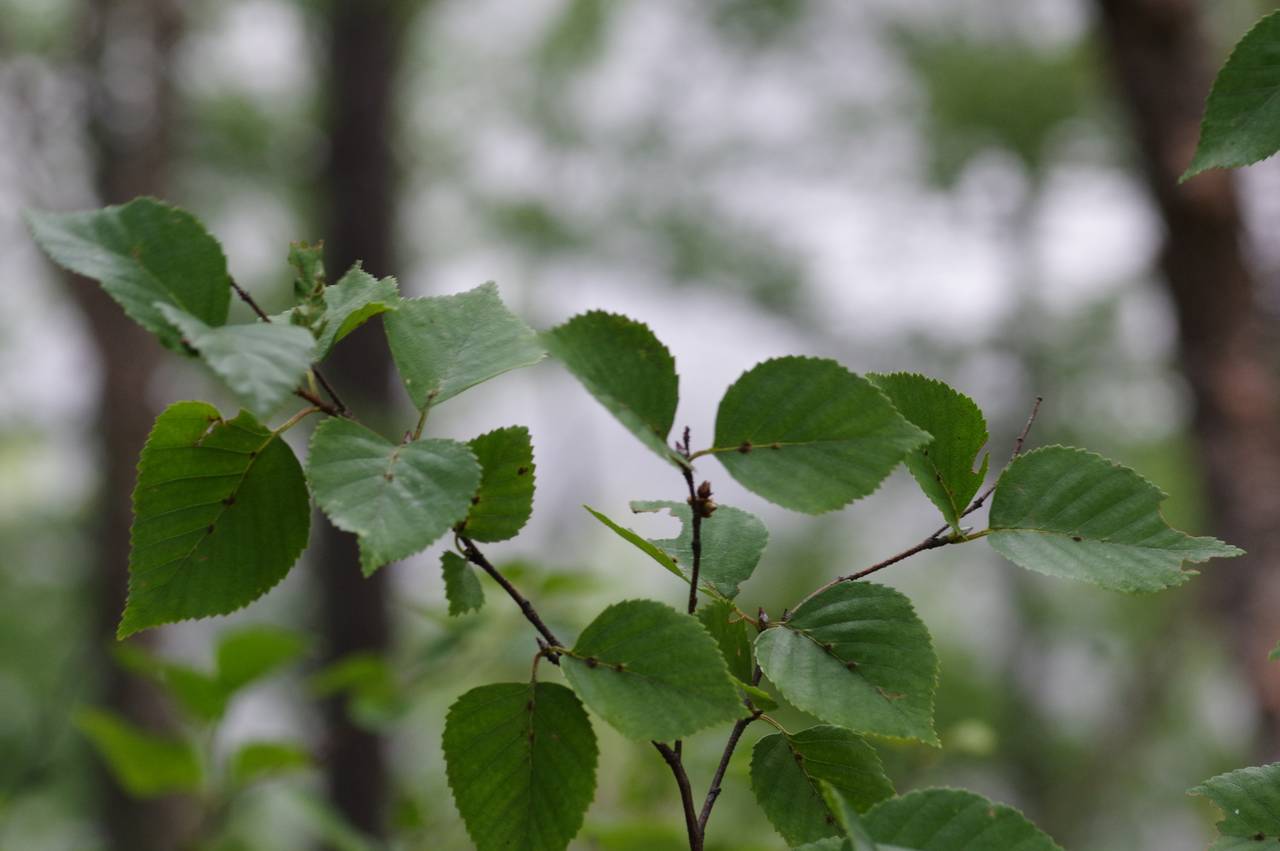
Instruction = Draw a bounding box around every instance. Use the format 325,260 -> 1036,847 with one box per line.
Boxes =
73,0 -> 197,847
315,0 -> 406,837
1094,0 -> 1280,752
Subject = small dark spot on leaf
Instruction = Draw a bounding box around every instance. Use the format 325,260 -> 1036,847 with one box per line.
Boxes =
470,496 -> 480,505
1071,535 -> 1083,542
384,472 -> 394,482
206,525 -> 215,534
614,663 -> 626,672
846,661 -> 859,671
822,642 -> 834,653
769,442 -> 781,450
222,496 -> 235,506
738,441 -> 753,454
516,466 -> 529,476
585,657 -> 598,668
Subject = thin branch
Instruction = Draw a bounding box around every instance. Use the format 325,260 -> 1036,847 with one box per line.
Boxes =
230,275 -> 351,417
653,742 -> 702,851
459,535 -> 562,660
294,388 -> 342,418
698,666 -> 764,833
785,395 -> 1044,617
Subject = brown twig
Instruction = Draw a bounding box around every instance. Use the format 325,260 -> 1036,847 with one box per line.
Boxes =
459,535 -> 562,662
785,395 -> 1043,617
654,741 -> 702,851
698,666 -> 764,833
230,275 -> 351,417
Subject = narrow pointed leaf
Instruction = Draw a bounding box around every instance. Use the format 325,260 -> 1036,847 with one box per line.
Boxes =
862,788 -> 1063,850
442,551 -> 485,616
230,741 -> 312,785
120,402 -> 310,638
1184,12 -> 1280,179
751,726 -> 893,845
443,682 -> 597,851
26,197 -> 230,350
157,305 -> 315,420
216,625 -> 308,692
561,600 -> 741,740
584,506 -> 684,581
75,708 -> 202,797
988,446 -> 1243,592
696,598 -> 755,683
631,500 -> 767,598
461,426 -> 535,542
385,282 -> 544,410
712,358 -> 930,513
755,583 -> 939,745
1191,763 -> 1280,849
307,418 -> 482,575
544,311 -> 679,461
868,373 -> 988,530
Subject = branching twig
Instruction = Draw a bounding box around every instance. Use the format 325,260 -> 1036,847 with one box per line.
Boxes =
698,666 -> 764,833
459,535 -> 562,663
654,741 -> 702,851
785,396 -> 1043,617
230,275 -> 351,417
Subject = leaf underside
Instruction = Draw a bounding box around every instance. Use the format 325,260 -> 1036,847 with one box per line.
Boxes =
755,582 -> 939,745
120,401 -> 310,638
988,445 -> 1242,593
442,551 -> 485,616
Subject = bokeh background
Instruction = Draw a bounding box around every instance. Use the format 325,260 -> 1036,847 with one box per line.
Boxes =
3,0 -> 1280,849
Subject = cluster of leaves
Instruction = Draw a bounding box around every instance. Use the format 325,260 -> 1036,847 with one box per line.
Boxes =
28,197 -> 1244,850
1175,10 -> 1280,846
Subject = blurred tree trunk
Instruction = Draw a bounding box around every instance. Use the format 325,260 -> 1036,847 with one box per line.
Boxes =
315,0 -> 408,838
1094,0 -> 1280,753
73,0 -> 197,848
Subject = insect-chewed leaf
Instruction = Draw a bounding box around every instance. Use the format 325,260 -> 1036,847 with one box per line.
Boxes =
441,551 -> 485,616
1190,763 -> 1280,849
74,708 -> 202,797
862,788 -> 1063,850
307,418 -> 482,575
1184,12 -> 1280,180
443,682 -> 597,851
988,446 -> 1243,593
461,426 -> 535,542
157,305 -> 316,420
26,197 -> 230,350
631,500 -> 767,598
119,401 -> 310,638
755,583 -> 939,745
751,726 -> 893,846
544,311 -> 679,462
868,373 -> 987,530
385,282 -> 544,410
310,265 -> 399,358
712,357 -> 929,513
561,600 -> 741,741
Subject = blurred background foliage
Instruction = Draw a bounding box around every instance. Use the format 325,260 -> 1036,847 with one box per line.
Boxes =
2,1 -> 1278,849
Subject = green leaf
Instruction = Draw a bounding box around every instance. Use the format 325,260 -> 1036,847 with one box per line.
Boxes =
216,625 -> 308,692
544,311 -> 679,462
755,583 -> 939,745
584,506 -> 684,581
385,282 -> 544,410
561,600 -> 741,740
230,741 -> 312,785
711,358 -> 930,513
820,783 -> 882,851
119,401 -> 310,638
307,418 -> 482,575
74,708 -> 202,797
26,197 -> 230,350
862,788 -> 1063,850
443,682 -> 597,851
696,599 -> 755,683
1191,763 -> 1280,849
311,653 -> 403,728
794,839 -> 854,851
462,426 -> 535,542
442,551 -> 485,616
735,679 -> 777,711
311,265 -> 399,358
631,500 -> 767,598
156,305 -> 315,420
868,373 -> 988,531
751,725 -> 894,846
1184,12 -> 1280,179
113,645 -> 228,722
988,446 -> 1243,593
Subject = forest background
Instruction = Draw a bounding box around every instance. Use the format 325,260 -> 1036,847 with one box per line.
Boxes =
2,0 -> 1279,849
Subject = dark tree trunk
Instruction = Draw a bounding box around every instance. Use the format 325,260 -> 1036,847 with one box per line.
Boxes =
73,0 -> 197,848
315,0 -> 406,838
1094,0 -> 1280,753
